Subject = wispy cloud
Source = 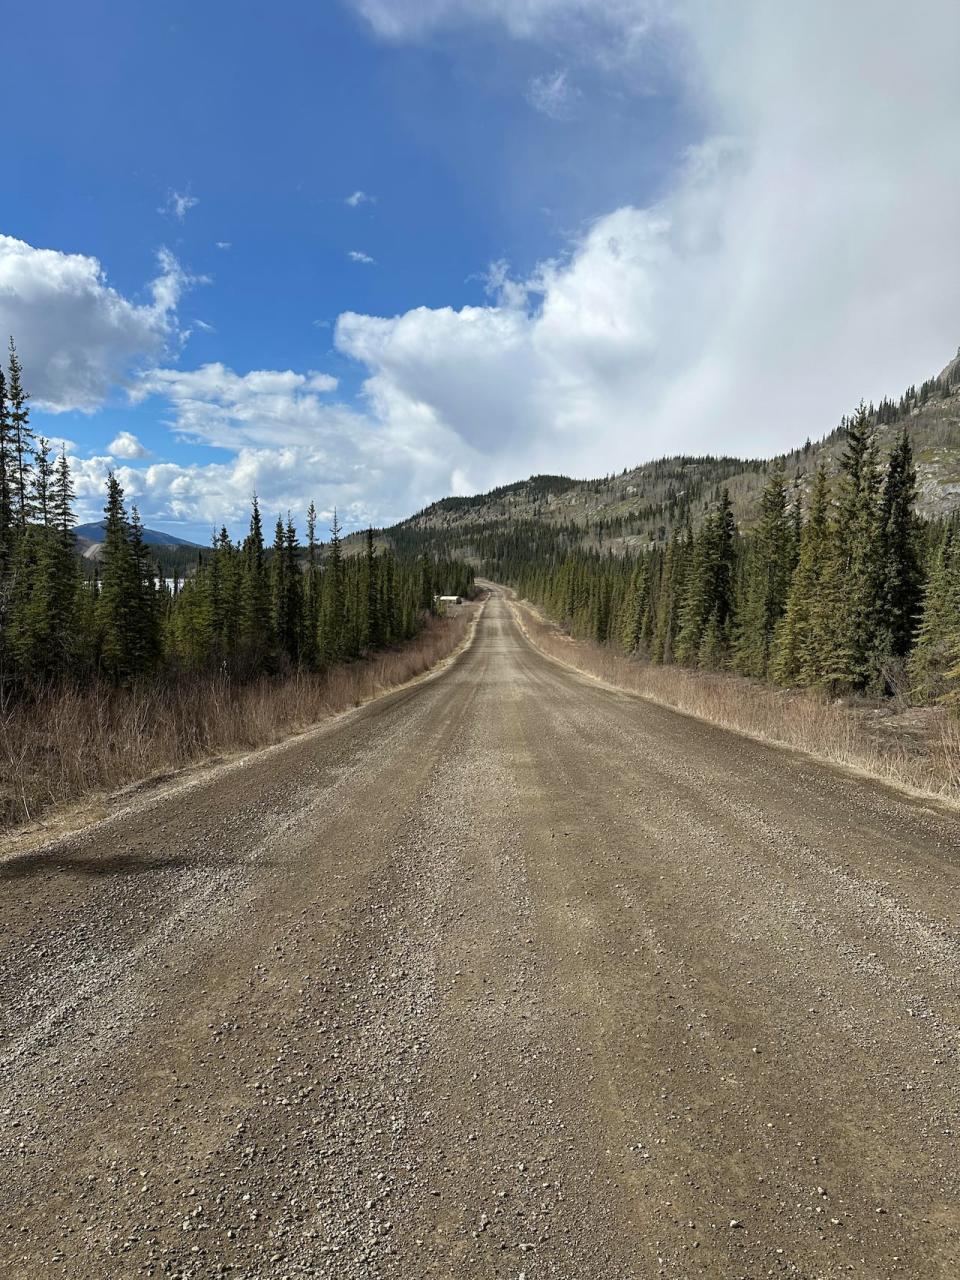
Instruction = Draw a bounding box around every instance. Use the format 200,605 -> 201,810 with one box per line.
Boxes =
345,190 -> 377,207
347,249 -> 376,265
526,68 -> 580,120
215,240 -> 231,250
160,189 -> 199,222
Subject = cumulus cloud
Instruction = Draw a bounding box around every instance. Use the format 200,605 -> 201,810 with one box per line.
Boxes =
347,250 -> 376,265
0,235 -> 195,412
345,190 -> 377,207
215,241 -> 232,250
525,68 -> 580,119
108,430 -> 150,460
63,0 -> 960,533
133,363 -> 341,449
334,0 -> 960,478
112,360 -> 466,530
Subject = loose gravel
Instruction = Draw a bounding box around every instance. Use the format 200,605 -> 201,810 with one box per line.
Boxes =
2,595 -> 959,1278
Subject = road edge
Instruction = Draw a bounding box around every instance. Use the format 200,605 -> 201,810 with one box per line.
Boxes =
504,590 -> 960,817
0,598 -> 487,859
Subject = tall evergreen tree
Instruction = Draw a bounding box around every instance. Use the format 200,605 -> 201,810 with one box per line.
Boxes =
907,532 -> 960,703
0,369 -> 12,563
319,509 -> 345,663
52,446 -> 76,545
240,495 -> 272,671
7,338 -> 34,528
735,463 -> 792,678
771,467 -> 831,686
365,527 -> 383,651
876,428 -> 922,670
96,474 -> 141,682
33,437 -> 54,528
675,490 -> 736,667
814,405 -> 884,691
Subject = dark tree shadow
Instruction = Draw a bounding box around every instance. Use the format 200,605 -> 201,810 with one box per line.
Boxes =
0,848 -> 261,882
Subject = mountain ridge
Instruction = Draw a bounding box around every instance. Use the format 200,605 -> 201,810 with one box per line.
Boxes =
382,350 -> 960,561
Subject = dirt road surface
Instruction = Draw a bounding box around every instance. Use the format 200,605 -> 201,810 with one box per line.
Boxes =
2,591 -> 960,1279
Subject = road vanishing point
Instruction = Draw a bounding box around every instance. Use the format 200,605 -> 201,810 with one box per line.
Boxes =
2,591 -> 959,1278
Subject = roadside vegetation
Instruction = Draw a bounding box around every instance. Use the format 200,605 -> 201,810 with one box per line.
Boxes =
483,399 -> 960,704
0,340 -> 475,831
487,394 -> 960,798
513,602 -> 960,801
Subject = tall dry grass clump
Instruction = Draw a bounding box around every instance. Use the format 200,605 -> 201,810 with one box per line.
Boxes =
513,602 -> 960,803
0,610 -> 470,834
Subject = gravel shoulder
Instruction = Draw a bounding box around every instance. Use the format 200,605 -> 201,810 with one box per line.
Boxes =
2,592 -> 959,1278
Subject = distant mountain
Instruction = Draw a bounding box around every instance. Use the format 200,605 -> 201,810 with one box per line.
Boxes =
381,347 -> 960,563
73,520 -> 203,566
74,520 -> 202,549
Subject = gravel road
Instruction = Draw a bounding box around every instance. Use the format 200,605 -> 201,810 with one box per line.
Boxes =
2,591 -> 959,1279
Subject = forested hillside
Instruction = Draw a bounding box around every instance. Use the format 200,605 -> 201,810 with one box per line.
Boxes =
389,349 -> 960,559
384,355 -> 960,705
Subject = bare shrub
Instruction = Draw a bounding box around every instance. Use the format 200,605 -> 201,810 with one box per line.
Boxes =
512,601 -> 960,803
0,611 -> 470,833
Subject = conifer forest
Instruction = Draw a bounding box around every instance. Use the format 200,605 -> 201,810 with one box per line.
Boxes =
399,391 -> 960,707
0,340 -> 474,695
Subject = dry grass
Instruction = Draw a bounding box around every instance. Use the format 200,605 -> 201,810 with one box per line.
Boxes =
513,600 -> 960,804
0,611 -> 471,833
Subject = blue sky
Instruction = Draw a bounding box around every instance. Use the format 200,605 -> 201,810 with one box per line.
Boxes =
3,1 -> 958,540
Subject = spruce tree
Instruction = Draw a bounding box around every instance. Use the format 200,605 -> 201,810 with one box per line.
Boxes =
240,496 -> 272,672
96,474 -> 140,682
621,558 -> 649,653
128,506 -> 162,675
814,405 -> 884,691
33,438 -> 54,528
675,491 -> 735,667
365,528 -> 383,651
7,338 -> 34,528
771,467 -> 830,686
734,463 -> 792,678
303,502 -> 320,668
52,446 -> 76,545
876,428 -> 922,671
907,532 -> 960,702
319,509 -> 345,663
0,369 -> 12,563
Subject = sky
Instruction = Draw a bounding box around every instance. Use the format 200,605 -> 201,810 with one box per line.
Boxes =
2,0 -> 959,540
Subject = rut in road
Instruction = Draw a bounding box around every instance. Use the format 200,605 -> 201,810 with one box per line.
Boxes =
2,591 -> 960,1279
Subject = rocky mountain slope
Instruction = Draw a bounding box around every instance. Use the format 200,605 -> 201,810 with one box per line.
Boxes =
384,349 -> 960,559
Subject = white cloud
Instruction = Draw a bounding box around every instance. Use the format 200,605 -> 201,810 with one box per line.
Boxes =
133,363 -> 341,450
0,235 -> 195,412
332,0 -> 960,479
351,0 -> 656,54
62,0 -> 960,534
345,190 -> 377,207
347,250 -> 376,265
215,240 -> 232,250
107,359 -> 461,531
526,68 -> 580,119
108,430 -> 150,460
161,189 -> 199,221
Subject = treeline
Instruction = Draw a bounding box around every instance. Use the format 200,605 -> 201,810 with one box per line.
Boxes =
0,341 -> 474,690
486,407 -> 960,704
